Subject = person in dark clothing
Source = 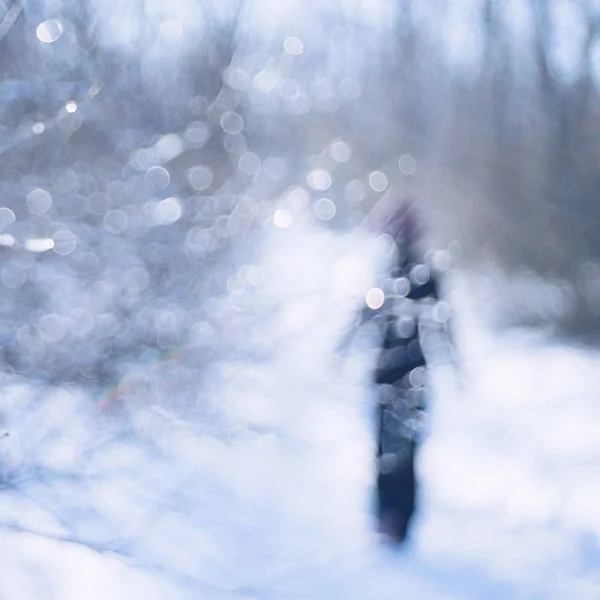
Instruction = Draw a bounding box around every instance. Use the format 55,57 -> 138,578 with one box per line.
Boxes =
366,202 -> 444,543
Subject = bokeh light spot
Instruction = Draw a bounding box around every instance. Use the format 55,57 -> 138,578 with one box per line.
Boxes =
184,121 -> 209,146
307,169 -> 331,191
145,166 -> 171,190
39,314 -> 67,343
25,238 -> 55,252
188,165 -> 214,191
314,198 -> 336,221
284,36 -> 304,55
103,210 -> 128,234
0,207 -> 16,230
155,134 -> 183,162
0,234 -> 15,247
432,250 -> 452,271
369,170 -> 388,192
274,209 -> 292,229
238,152 -> 261,175
329,140 -> 352,162
26,188 -> 53,214
410,264 -> 431,285
157,327 -> 180,349
399,154 -> 417,175
155,197 -> 183,225
36,19 -> 63,43
220,111 -> 244,135
345,180 -> 366,205
2,266 -> 26,289
366,287 -> 385,309
53,230 -> 77,256
225,68 -> 252,91
190,321 -> 215,348
395,277 -> 411,297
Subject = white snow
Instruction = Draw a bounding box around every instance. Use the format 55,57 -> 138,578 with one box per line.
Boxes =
1,216 -> 600,599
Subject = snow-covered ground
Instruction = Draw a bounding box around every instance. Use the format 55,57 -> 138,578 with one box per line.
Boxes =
1,215 -> 600,599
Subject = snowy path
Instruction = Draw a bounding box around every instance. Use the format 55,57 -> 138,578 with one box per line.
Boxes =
1,217 -> 600,599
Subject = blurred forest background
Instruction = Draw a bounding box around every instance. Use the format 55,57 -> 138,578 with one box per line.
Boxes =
4,2 -> 600,598
1,0 -> 600,384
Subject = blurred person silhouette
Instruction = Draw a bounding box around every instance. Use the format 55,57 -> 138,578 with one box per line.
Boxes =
358,200 -> 450,543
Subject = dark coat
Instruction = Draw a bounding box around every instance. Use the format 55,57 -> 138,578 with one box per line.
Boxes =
369,238 -> 440,542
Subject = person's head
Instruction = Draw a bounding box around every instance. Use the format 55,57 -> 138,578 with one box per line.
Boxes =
383,199 -> 425,262
383,198 -> 417,236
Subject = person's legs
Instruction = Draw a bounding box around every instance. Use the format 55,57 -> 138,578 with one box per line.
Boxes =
376,393 -> 418,542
